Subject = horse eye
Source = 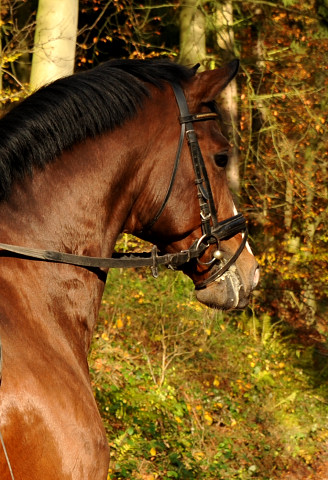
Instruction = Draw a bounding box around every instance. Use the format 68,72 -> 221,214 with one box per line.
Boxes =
214,153 -> 229,168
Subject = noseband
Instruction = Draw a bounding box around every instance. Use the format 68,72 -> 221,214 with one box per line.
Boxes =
0,82 -> 247,289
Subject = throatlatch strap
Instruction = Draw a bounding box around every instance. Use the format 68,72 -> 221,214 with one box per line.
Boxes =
142,122 -> 186,232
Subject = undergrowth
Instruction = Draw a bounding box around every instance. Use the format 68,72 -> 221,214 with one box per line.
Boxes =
89,236 -> 328,480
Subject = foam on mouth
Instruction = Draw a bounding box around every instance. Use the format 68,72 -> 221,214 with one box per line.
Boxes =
214,264 -> 242,308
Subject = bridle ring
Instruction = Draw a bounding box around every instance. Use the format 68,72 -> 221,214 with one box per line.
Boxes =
195,233 -> 221,267
195,233 -> 210,251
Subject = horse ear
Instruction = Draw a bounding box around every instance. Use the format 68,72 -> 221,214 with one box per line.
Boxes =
188,59 -> 239,103
192,63 -> 201,73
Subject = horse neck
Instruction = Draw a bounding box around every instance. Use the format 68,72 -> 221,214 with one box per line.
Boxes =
0,123 -> 151,358
0,87 -> 178,357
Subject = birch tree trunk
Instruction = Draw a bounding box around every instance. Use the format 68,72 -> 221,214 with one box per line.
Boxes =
179,0 -> 206,69
30,0 -> 78,89
215,1 -> 240,193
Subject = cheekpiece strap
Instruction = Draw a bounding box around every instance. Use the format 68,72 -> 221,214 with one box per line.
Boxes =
179,113 -> 218,124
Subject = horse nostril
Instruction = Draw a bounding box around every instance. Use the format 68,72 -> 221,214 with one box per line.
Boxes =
253,266 -> 260,289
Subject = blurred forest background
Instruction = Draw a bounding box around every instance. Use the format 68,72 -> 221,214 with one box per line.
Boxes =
1,1 -> 328,479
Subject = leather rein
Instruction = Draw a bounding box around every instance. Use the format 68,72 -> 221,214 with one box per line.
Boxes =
0,82 -> 247,290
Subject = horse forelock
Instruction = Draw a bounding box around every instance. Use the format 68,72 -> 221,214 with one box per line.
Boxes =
0,59 -> 195,201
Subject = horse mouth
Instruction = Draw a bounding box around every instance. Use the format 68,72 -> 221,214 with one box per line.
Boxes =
195,265 -> 250,310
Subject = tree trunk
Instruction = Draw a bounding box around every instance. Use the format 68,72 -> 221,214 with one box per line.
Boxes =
215,1 -> 240,194
15,0 -> 38,84
30,0 -> 78,89
302,157 -> 319,325
179,0 -> 206,69
220,75 -> 239,193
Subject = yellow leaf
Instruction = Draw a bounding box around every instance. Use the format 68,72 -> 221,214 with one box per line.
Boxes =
204,412 -> 213,425
213,377 -> 220,387
150,447 -> 157,457
116,318 -> 124,329
193,451 -> 205,460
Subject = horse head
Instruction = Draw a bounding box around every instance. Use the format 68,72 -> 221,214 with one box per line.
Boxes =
133,61 -> 259,310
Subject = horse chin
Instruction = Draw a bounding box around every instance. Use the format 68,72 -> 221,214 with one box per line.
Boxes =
195,269 -> 249,310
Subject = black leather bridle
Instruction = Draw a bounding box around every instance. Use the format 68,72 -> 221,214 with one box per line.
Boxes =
0,82 -> 247,289
141,82 -> 248,289
172,82 -> 248,288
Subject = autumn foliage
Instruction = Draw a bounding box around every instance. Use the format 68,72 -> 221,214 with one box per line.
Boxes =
236,2 -> 328,333
2,0 -> 326,334
1,1 -> 328,477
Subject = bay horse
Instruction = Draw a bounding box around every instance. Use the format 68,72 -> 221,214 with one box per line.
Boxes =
0,59 -> 259,479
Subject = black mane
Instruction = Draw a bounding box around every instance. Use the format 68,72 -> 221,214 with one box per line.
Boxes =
0,59 -> 195,200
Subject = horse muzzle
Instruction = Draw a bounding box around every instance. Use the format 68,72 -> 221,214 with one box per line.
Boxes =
195,262 -> 260,310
